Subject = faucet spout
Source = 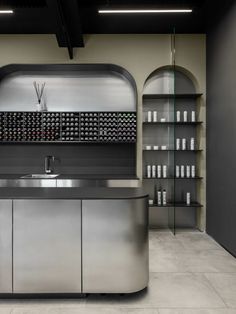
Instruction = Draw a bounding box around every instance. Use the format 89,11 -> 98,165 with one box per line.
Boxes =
44,156 -> 55,174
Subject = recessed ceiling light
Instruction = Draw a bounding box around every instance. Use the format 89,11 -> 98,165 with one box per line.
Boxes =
0,10 -> 14,14
98,9 -> 192,14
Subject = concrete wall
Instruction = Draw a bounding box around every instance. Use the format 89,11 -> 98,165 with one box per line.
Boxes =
0,34 -> 206,229
207,1 -> 236,254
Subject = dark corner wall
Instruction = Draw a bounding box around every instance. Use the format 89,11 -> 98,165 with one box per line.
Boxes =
207,0 -> 236,256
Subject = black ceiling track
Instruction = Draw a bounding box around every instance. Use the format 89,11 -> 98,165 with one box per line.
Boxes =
46,0 -> 84,59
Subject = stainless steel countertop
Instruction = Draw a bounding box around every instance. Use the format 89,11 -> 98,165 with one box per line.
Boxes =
0,174 -> 140,188
0,187 -> 148,199
0,174 -> 139,179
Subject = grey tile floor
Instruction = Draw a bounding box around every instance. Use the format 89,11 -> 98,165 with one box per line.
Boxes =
1,230 -> 236,314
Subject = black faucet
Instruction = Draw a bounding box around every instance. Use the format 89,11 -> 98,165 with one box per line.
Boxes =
44,156 -> 59,174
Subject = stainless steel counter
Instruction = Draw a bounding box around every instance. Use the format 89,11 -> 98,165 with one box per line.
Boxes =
0,187 -> 148,295
0,175 -> 140,188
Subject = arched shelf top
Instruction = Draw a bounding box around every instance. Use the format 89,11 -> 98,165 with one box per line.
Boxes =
143,65 -> 201,96
0,63 -> 137,112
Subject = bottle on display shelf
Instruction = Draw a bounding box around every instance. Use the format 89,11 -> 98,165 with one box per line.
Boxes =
183,111 -> 188,122
152,165 -> 156,178
186,165 -> 191,178
182,138 -> 187,150
153,111 -> 157,122
186,192 -> 191,205
163,165 -> 167,178
157,188 -> 162,206
147,111 -> 152,122
190,137 -> 195,150
176,138 -> 180,150
162,189 -> 167,206
176,111 -> 181,122
176,165 -> 180,178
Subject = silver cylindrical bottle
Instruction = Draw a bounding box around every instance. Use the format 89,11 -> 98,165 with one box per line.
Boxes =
191,111 -> 196,122
181,165 -> 185,178
157,165 -> 162,178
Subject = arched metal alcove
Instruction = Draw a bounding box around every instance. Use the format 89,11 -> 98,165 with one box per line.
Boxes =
0,64 -> 137,112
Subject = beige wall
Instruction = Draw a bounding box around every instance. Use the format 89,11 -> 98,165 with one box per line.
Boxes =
0,34 -> 206,230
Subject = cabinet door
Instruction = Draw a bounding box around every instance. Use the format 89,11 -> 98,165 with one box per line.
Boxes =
82,199 -> 148,293
13,200 -> 81,293
0,200 -> 12,293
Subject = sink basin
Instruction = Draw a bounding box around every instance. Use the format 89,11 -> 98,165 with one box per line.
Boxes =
21,174 -> 60,179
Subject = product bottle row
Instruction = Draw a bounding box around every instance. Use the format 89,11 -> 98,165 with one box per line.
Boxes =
148,188 -> 192,206
146,164 -> 196,179
144,110 -> 196,123
143,137 -> 198,151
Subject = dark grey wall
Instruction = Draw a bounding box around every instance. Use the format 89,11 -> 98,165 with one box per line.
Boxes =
207,0 -> 236,256
0,144 -> 136,176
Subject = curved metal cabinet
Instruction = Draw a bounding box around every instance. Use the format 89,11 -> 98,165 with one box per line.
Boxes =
82,198 -> 149,293
0,200 -> 12,293
13,200 -> 82,293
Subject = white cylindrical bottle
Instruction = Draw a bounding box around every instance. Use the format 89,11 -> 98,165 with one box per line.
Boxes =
152,165 -> 156,178
162,189 -> 167,206
157,165 -> 162,178
153,111 -> 157,122
182,138 -> 187,150
157,189 -> 162,206
147,111 -> 152,122
191,165 -> 196,178
181,165 -> 185,178
190,137 -> 195,150
176,111 -> 181,122
186,192 -> 191,205
176,165 -> 180,178
149,199 -> 154,205
183,111 -> 188,122
191,111 -> 196,122
163,165 -> 167,178
176,138 -> 180,150
147,165 -> 151,178
186,165 -> 190,178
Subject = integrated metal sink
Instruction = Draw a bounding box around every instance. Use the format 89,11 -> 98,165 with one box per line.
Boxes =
21,174 -> 60,179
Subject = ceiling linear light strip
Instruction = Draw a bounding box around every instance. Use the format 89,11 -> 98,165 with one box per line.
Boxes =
0,10 -> 13,14
98,9 -> 192,14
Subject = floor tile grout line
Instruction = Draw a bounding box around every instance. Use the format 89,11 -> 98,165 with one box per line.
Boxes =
203,273 -> 229,308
